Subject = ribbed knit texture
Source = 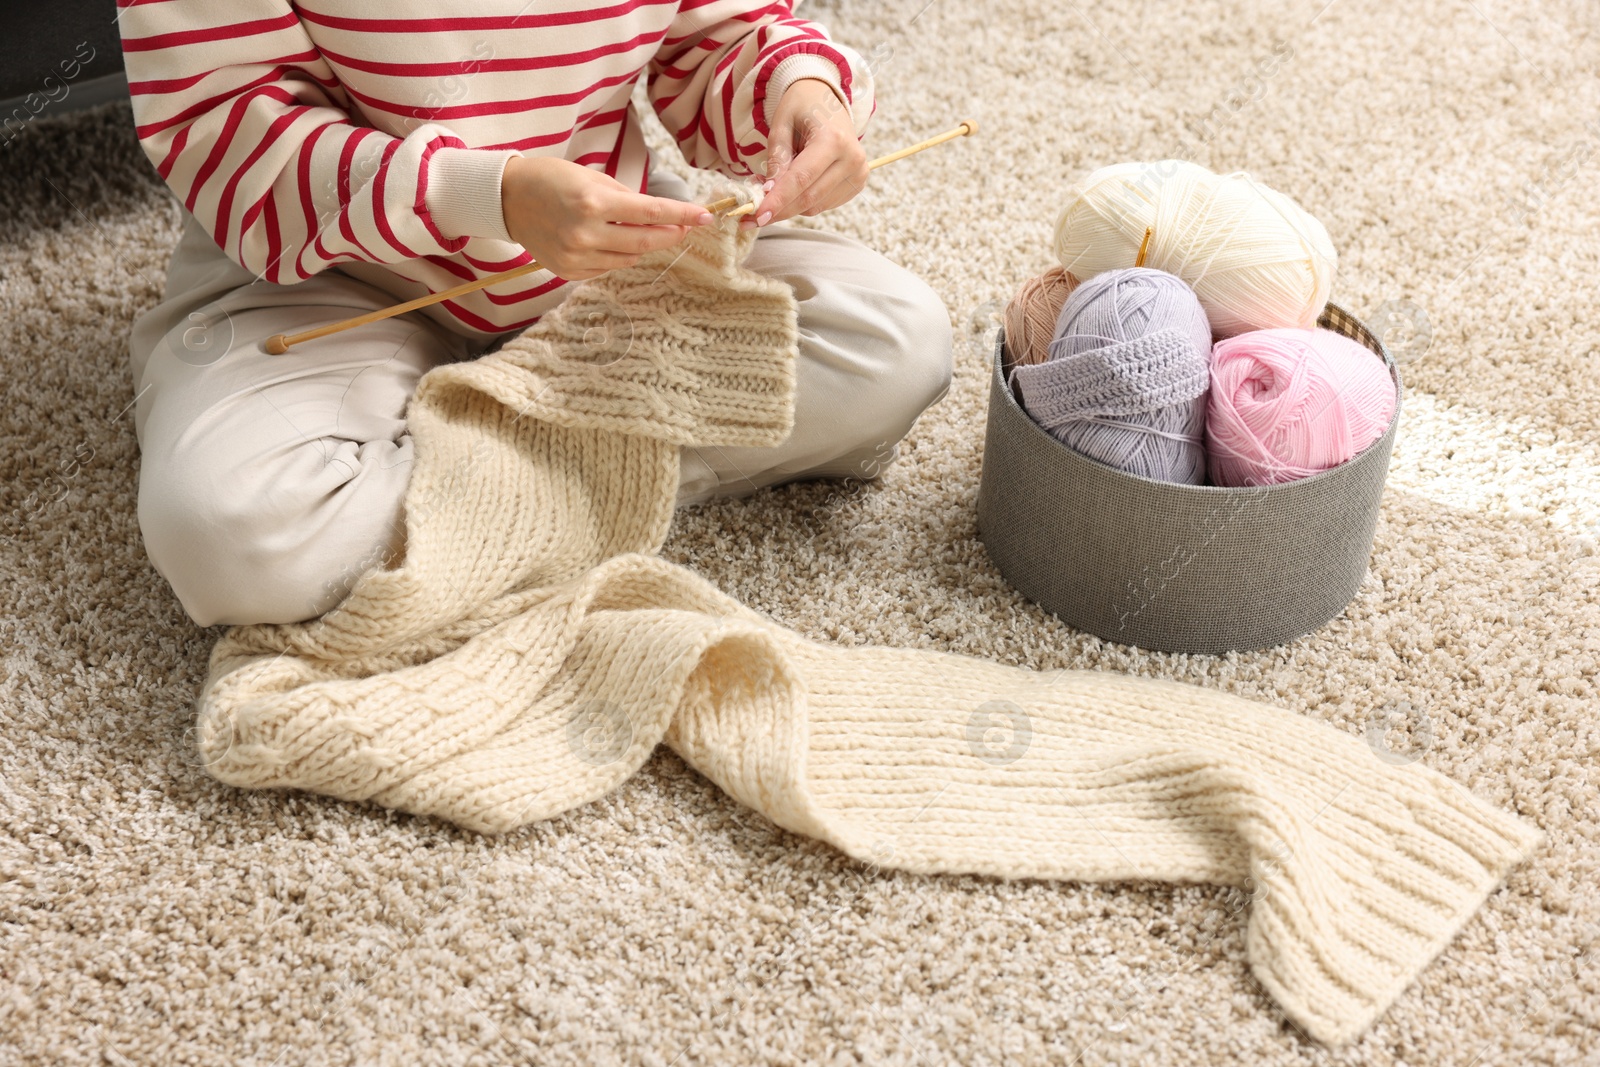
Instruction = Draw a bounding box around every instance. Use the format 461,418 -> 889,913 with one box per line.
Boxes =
193,220 -> 1539,1047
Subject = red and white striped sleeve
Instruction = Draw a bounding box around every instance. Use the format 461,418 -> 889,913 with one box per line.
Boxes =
117,0 -> 519,284
646,0 -> 875,180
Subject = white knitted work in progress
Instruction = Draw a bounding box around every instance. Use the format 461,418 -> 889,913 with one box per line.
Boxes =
193,220 -> 1540,1047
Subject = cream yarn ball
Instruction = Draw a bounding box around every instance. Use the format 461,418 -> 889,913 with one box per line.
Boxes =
1051,160 -> 1336,339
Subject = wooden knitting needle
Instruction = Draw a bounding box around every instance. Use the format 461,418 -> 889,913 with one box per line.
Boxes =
264,119 -> 979,354
701,118 -> 980,214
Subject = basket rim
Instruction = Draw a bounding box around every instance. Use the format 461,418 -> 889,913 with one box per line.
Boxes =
991,301 -> 1405,498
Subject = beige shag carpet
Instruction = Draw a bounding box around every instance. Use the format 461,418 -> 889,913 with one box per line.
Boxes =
2,0 -> 1597,1063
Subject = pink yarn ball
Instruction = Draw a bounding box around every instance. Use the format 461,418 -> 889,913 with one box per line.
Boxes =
1206,328 -> 1395,487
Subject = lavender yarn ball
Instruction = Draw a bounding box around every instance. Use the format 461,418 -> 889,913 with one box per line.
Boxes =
1011,267 -> 1213,484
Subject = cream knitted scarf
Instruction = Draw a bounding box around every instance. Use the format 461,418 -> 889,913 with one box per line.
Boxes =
195,221 -> 1539,1045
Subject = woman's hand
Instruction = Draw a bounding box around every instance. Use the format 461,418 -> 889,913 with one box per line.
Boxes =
745,79 -> 868,229
500,156 -> 714,280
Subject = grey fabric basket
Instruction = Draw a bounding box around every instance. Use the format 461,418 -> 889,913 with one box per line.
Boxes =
976,304 -> 1403,654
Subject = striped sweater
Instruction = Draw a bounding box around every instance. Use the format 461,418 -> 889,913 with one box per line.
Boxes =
117,0 -> 875,336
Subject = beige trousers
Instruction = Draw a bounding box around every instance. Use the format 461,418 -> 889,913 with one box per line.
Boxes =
128,162 -> 952,627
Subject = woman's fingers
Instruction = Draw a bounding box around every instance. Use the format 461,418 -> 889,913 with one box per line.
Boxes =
745,126 -> 866,227
550,217 -> 689,278
546,186 -> 719,278
606,190 -> 714,228
793,157 -> 864,216
749,137 -> 833,226
600,222 -> 690,256
548,222 -> 686,279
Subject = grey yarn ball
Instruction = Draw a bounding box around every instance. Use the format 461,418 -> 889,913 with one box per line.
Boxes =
1011,267 -> 1213,484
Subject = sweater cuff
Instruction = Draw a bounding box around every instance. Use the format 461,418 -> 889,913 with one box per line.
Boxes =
762,54 -> 851,132
423,146 -> 520,243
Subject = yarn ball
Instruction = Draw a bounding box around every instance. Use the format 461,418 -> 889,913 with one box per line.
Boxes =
1206,327 -> 1396,487
1011,267 -> 1213,484
1003,267 -> 1079,367
1052,160 -> 1337,339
